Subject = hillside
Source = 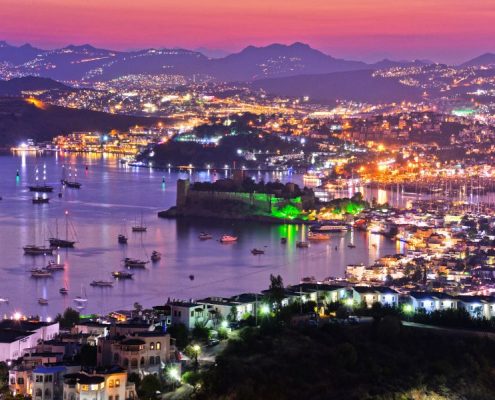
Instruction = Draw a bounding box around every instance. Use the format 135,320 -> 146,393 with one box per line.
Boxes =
251,69 -> 424,103
0,76 -> 72,96
0,97 -> 165,146
461,53 -> 495,68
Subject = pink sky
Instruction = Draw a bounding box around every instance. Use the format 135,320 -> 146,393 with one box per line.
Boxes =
1,0 -> 494,62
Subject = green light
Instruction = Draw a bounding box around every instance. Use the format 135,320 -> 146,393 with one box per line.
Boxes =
403,304 -> 414,314
167,366 -> 180,382
221,320 -> 229,329
260,304 -> 270,315
345,298 -> 354,307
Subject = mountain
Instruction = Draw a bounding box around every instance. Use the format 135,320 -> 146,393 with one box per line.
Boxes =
0,76 -> 72,96
0,41 -> 43,64
0,97 -> 165,146
0,40 -> 440,82
251,70 -> 424,104
371,58 -> 432,69
205,42 -> 368,81
461,53 -> 495,68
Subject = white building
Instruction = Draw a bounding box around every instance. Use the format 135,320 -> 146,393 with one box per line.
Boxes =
409,292 -> 458,313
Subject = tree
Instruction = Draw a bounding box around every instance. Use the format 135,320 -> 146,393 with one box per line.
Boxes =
55,308 -> 80,329
79,344 -> 97,367
138,374 -> 161,400
168,323 -> 189,349
192,322 -> 210,341
227,305 -> 238,322
267,274 -> 285,312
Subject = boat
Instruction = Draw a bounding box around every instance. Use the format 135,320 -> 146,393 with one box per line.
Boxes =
23,245 -> 54,256
29,164 -> 53,192
310,222 -> 348,233
251,248 -> 265,255
61,166 -> 81,189
124,258 -> 149,268
32,196 -> 49,204
74,286 -> 88,304
30,268 -> 52,278
280,237 -> 287,244
220,235 -> 238,243
132,213 -> 147,232
112,271 -> 134,279
90,280 -> 114,287
49,212 -> 76,248
308,232 -> 330,241
151,251 -> 161,262
45,261 -> 65,271
296,241 -> 309,248
59,288 -> 68,295
118,234 -> 128,244
38,298 -> 48,305
347,243 -> 356,249
189,274 -> 195,281
0,297 -> 9,303
199,232 -> 213,240
28,184 -> 53,193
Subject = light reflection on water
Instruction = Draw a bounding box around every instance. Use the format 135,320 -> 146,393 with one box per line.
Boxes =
0,153 -> 400,317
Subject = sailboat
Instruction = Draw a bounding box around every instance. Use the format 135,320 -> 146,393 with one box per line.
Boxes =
118,220 -> 128,244
74,285 -> 88,305
61,165 -> 82,189
28,164 -> 53,193
60,279 -> 69,295
49,211 -> 76,248
132,213 -> 147,232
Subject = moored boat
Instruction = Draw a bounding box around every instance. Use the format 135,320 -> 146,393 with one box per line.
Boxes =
112,271 -> 134,279
151,251 -> 161,262
23,245 -> 54,256
310,222 -> 348,233
220,235 -> 238,243
251,248 -> 265,255
308,232 -> 330,241
59,288 -> 68,295
32,196 -> 50,204
38,298 -> 48,305
28,185 -> 53,193
46,261 -> 65,271
124,258 -> 149,268
199,232 -> 213,240
90,280 -> 114,287
118,234 -> 128,244
296,241 -> 309,248
30,268 -> 52,278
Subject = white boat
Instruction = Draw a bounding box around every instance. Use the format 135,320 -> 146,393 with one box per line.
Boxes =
30,268 -> 52,278
311,223 -> 348,233
308,232 -> 330,241
0,298 -> 9,303
220,235 -> 238,243
74,286 -> 88,303
46,261 -> 65,271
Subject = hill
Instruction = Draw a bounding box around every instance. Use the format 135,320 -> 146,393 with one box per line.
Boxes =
461,53 -> 495,68
0,40 -> 437,82
0,97 -> 165,146
251,69 -> 424,103
0,76 -> 72,96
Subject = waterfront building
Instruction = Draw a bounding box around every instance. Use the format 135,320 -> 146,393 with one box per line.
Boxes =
166,300 -> 209,330
457,296 -> 495,320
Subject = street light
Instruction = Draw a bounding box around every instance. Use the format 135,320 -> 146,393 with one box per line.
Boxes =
260,304 -> 270,315
221,320 -> 229,329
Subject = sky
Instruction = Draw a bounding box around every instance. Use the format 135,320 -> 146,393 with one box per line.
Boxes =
1,0 -> 494,63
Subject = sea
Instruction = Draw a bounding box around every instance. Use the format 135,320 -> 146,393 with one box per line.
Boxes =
0,152 -> 402,318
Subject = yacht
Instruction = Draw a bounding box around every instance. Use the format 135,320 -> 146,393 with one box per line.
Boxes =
49,213 -> 76,248
131,213 -> 147,232
32,196 -> 50,204
112,271 -> 134,279
308,232 -> 330,241
251,248 -> 265,255
38,298 -> 48,305
28,184 -> 53,193
220,235 -> 238,243
46,261 -> 65,271
59,288 -> 68,295
31,268 -> 52,278
90,280 -> 114,287
310,222 -> 348,233
23,245 -> 54,256
124,258 -> 148,268
199,232 -> 213,240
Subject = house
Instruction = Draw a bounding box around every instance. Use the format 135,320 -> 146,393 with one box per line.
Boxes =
32,365 -> 69,400
63,368 -> 136,400
457,296 -> 495,319
166,301 -> 209,330
0,320 -> 59,362
97,331 -> 171,376
408,292 -> 458,313
351,286 -> 399,308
